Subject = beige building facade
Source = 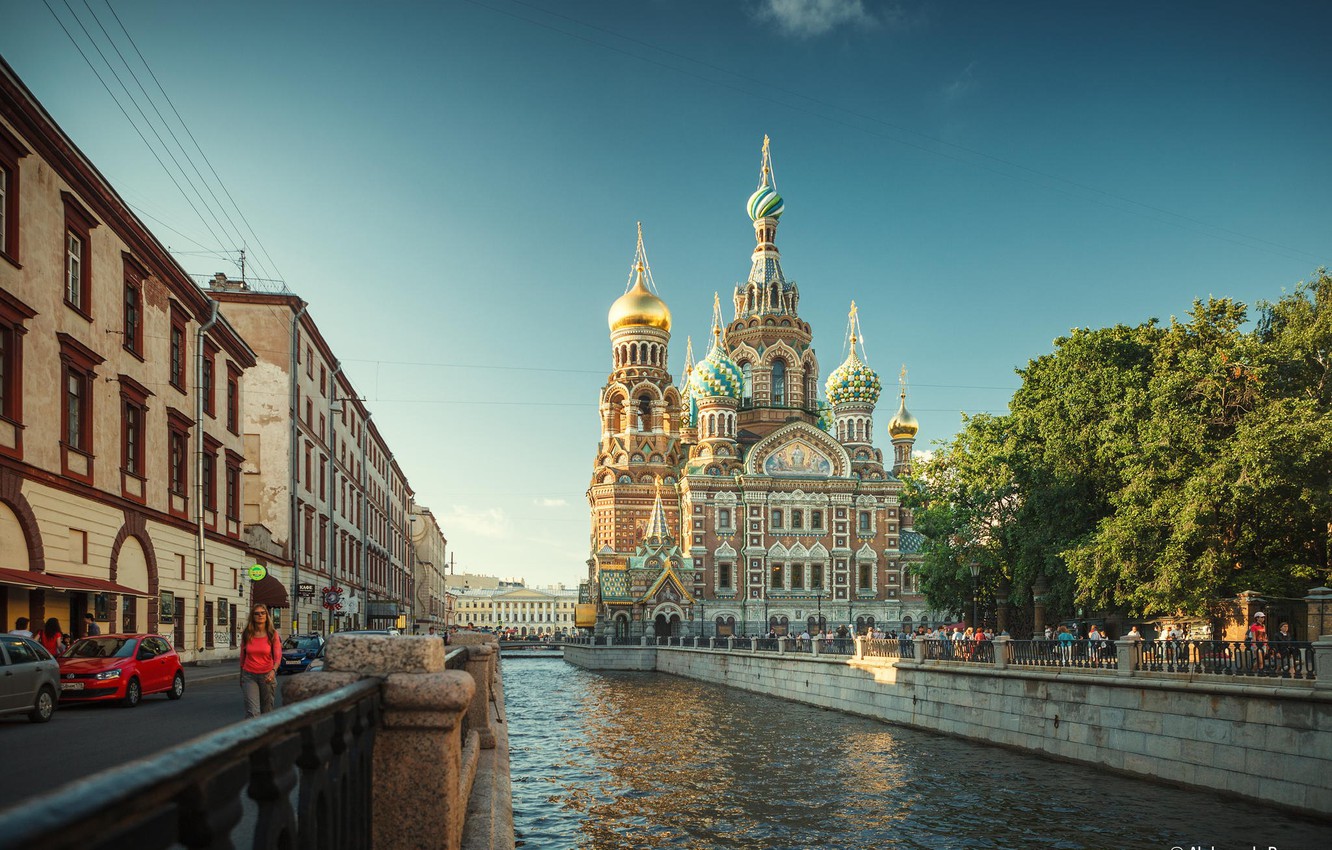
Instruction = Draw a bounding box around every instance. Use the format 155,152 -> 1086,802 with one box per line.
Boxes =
454,584 -> 579,635
207,287 -> 416,634
0,59 -> 257,661
409,505 -> 449,632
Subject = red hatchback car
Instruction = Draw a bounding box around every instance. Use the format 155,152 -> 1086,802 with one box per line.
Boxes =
57,634 -> 185,707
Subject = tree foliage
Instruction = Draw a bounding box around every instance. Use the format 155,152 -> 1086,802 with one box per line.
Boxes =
905,270 -> 1332,622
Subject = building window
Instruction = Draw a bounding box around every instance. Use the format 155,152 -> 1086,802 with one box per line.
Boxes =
226,367 -> 240,434
225,453 -> 241,520
811,563 -> 824,591
718,508 -> 731,529
122,257 -> 145,356
202,437 -> 221,513
771,509 -> 783,529
169,305 -> 187,391
119,377 -> 150,479
791,563 -> 804,590
57,334 -> 103,479
859,511 -> 871,533
167,411 -> 192,498
771,360 -> 786,406
0,125 -> 29,264
740,362 -> 752,404
61,193 -> 97,316
859,562 -> 872,592
0,291 -> 36,430
65,368 -> 88,449
719,563 -> 732,589
770,563 -> 784,589
791,510 -> 803,530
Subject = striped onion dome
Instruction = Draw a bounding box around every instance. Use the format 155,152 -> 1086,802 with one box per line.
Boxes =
747,184 -> 784,221
688,339 -> 744,401
825,349 -> 882,407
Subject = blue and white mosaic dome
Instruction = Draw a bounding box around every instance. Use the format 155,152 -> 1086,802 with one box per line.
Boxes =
825,350 -> 882,406
746,184 -> 785,221
688,342 -> 744,401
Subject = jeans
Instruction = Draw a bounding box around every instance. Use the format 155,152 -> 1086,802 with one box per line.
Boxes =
240,670 -> 276,718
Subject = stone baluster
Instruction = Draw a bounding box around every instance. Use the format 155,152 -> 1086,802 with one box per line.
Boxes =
991,635 -> 1010,670
778,636 -> 789,654
285,635 -> 476,850
1115,638 -> 1139,677
727,636 -> 736,651
912,634 -> 927,664
465,644 -> 497,748
811,636 -> 822,657
1313,636 -> 1332,692
853,636 -> 864,660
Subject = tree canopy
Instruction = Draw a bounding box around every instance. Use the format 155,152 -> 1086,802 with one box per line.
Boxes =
905,270 -> 1332,623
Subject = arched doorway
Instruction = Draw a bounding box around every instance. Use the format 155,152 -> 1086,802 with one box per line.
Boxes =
715,615 -> 736,637
614,615 -> 629,639
768,615 -> 789,636
655,613 -> 673,638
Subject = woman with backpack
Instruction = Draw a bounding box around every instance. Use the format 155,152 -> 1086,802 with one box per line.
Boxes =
239,603 -> 282,718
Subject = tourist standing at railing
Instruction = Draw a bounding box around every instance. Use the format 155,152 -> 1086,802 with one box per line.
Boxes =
1088,624 -> 1106,659
240,603 -> 282,718
1247,612 -> 1269,669
1272,620 -> 1295,675
1056,625 -> 1075,664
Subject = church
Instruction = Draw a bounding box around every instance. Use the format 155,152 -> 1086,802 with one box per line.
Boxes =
582,139 -> 940,639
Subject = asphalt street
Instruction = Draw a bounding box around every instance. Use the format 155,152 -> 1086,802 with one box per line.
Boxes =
0,666 -> 288,810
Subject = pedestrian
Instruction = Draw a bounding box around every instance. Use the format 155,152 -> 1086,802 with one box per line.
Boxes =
8,616 -> 33,638
1272,620 -> 1296,675
1056,625 -> 1075,664
1043,624 -> 1054,641
1126,625 -> 1142,640
84,612 -> 101,637
1247,612 -> 1269,671
36,617 -> 63,655
240,603 -> 282,718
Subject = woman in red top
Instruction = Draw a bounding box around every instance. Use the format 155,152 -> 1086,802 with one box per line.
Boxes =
37,618 -> 63,656
239,603 -> 281,718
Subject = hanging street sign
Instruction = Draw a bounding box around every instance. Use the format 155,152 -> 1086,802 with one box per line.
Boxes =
322,585 -> 345,611
249,564 -> 268,582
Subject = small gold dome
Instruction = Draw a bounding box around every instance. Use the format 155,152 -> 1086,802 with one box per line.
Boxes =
888,394 -> 919,439
608,270 -> 671,333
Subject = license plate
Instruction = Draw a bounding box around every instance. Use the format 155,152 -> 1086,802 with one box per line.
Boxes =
61,682 -> 84,691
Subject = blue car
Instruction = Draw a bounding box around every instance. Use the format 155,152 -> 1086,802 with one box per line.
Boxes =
278,634 -> 325,674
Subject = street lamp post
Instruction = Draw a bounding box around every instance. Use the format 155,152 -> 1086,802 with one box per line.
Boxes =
969,562 -> 981,629
816,587 -> 823,634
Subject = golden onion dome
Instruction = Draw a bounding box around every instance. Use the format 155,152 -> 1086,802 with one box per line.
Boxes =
608,268 -> 671,333
888,393 -> 919,439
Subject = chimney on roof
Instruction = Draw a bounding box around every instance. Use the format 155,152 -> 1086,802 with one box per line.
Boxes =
210,272 -> 248,292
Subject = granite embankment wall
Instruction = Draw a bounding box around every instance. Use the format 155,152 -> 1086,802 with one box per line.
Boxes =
568,642 -> 1332,818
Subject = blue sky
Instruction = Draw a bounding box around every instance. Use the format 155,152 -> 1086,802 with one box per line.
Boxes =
4,1 -> 1329,587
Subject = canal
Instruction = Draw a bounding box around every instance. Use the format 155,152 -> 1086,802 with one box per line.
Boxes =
504,657 -> 1327,849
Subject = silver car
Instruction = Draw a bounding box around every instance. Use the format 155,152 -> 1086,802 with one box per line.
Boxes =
0,634 -> 59,722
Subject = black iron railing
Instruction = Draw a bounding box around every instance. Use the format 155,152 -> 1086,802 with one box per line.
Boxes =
611,636 -> 640,646
732,637 -> 753,651
821,638 -> 856,655
755,637 -> 780,652
1137,639 -> 1316,679
862,638 -> 909,659
0,677 -> 380,850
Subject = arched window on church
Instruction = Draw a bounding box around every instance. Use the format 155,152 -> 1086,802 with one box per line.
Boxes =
770,282 -> 779,308
772,361 -> 787,406
638,395 -> 652,432
805,376 -> 817,409
707,414 -> 715,437
747,287 -> 756,313
740,362 -> 753,405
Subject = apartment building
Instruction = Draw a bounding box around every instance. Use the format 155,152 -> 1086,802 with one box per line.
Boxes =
206,286 -> 414,633
0,59 -> 257,661
409,504 -> 450,632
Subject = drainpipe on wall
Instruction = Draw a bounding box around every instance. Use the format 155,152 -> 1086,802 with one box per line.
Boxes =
195,300 -> 221,656
288,304 -> 308,633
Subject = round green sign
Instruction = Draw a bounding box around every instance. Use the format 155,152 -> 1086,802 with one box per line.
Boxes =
249,564 -> 268,582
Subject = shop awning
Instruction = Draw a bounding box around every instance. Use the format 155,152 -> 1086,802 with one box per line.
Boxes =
0,566 -> 150,597
251,574 -> 290,609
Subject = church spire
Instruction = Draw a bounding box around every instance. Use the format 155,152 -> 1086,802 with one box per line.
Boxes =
738,136 -> 793,319
643,476 -> 671,543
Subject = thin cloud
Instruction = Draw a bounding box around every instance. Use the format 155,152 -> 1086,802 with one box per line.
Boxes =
942,61 -> 977,100
442,506 -> 507,538
755,0 -> 875,37
534,497 -> 569,508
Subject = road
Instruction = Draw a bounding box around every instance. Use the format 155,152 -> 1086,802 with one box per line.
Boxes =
0,668 -> 289,808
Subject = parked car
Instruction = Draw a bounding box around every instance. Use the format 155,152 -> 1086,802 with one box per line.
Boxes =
279,634 -> 326,674
57,634 -> 184,707
0,634 -> 59,722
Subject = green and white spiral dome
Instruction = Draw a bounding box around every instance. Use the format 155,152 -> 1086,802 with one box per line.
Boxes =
825,349 -> 882,407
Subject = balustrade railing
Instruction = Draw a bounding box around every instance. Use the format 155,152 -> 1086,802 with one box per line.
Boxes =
862,638 -> 910,659
1136,639 -> 1315,679
755,637 -> 780,652
1009,640 -> 1113,669
0,677 -> 380,850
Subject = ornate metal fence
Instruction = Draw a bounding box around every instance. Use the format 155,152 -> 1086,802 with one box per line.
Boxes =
862,638 -> 909,659
0,677 -> 380,850
1137,639 -> 1316,679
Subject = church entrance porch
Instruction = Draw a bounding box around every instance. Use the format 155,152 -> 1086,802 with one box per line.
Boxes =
654,613 -> 681,638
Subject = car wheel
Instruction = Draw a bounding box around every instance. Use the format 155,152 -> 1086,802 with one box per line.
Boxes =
167,671 -> 185,700
122,678 -> 142,708
29,687 -> 56,723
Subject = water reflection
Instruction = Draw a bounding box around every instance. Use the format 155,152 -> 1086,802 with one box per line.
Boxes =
505,658 -> 1326,849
